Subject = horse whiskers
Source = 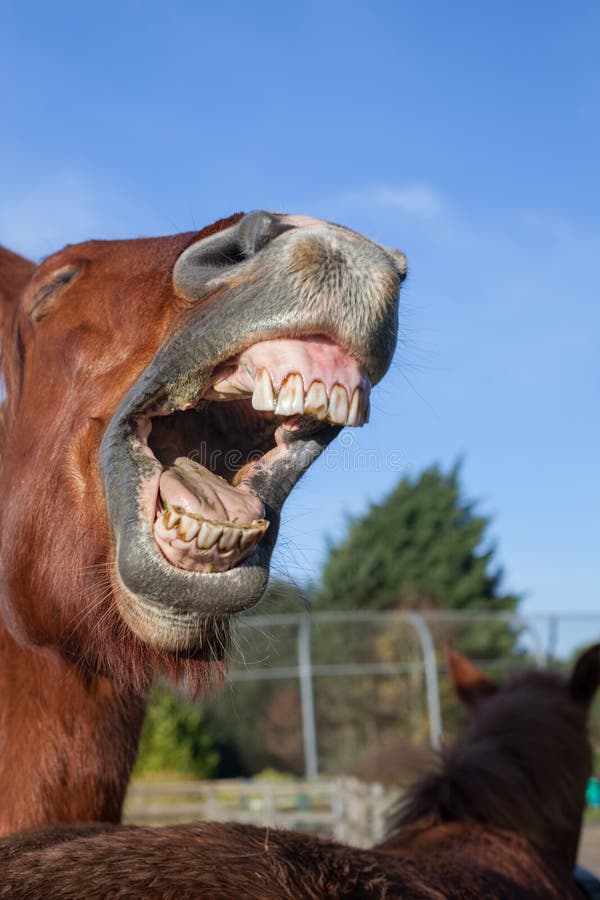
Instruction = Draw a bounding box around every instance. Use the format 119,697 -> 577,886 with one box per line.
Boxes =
72,563 -> 111,574
60,587 -> 113,644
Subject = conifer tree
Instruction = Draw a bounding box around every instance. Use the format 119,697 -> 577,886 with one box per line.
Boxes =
316,462 -> 520,657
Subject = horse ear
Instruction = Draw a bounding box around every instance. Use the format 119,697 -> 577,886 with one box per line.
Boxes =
446,642 -> 498,711
568,644 -> 600,707
0,246 -> 34,339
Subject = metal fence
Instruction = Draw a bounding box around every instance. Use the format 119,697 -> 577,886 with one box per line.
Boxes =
223,610 -> 600,778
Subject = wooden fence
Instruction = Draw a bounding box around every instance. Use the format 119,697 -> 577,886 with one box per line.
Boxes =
124,777 -> 400,848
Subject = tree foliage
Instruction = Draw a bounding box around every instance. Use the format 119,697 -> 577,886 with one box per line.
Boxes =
134,684 -> 220,778
316,462 -> 520,657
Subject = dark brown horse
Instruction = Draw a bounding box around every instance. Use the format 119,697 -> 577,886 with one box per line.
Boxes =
0,213 -> 406,833
2,645 -> 597,898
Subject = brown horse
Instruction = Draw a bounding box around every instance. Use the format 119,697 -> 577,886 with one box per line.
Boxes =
0,212 -> 406,833
1,645 -> 597,898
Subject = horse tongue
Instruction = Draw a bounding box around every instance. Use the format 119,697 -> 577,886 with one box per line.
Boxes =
158,457 -> 265,525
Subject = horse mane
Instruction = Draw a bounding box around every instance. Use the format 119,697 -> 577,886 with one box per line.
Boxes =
388,669 -> 591,866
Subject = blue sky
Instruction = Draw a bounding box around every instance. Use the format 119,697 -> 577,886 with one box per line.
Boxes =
1,1 -> 599,621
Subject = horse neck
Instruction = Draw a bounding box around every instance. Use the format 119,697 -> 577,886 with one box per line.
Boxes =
0,620 -> 146,835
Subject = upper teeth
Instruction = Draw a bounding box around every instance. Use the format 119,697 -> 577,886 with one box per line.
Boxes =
251,369 -> 368,426
252,368 -> 275,410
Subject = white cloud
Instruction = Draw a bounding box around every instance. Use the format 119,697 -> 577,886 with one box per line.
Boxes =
331,183 -> 444,219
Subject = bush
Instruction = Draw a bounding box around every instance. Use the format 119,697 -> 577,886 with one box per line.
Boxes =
134,684 -> 219,778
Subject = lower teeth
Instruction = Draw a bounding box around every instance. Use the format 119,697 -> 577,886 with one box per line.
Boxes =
163,506 -> 268,553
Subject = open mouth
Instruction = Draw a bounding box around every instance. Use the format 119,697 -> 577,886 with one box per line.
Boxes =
137,336 -> 370,575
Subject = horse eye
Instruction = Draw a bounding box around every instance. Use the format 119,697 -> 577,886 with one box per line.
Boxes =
29,266 -> 80,322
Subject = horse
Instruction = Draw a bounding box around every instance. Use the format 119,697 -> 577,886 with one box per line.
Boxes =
0,211 -> 406,833
2,644 -> 597,898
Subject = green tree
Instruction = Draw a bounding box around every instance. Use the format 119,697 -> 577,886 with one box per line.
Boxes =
134,684 -> 220,778
316,462 -> 520,658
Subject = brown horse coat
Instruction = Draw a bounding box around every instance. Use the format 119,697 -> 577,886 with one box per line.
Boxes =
0,820 -> 574,900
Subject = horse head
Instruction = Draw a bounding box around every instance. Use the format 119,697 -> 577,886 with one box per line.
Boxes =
0,211 -> 406,692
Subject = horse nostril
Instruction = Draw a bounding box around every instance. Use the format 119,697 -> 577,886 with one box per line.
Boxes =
174,211 -> 297,299
237,210 -> 294,258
